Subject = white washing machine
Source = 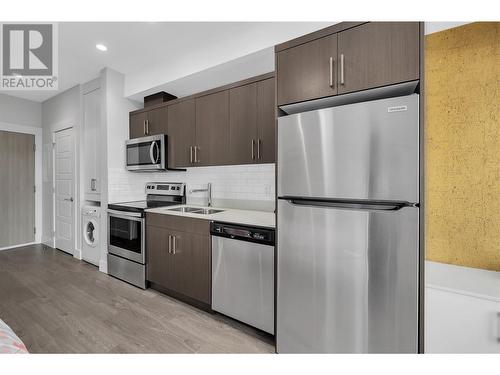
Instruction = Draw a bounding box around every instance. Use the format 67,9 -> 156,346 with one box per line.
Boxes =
81,206 -> 101,266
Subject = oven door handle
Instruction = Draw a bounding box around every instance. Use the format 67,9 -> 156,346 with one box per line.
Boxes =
108,209 -> 144,219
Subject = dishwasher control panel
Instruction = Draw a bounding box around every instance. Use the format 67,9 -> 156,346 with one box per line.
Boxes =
210,222 -> 275,246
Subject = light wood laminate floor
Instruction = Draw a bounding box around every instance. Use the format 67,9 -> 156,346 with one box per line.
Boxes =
0,245 -> 274,353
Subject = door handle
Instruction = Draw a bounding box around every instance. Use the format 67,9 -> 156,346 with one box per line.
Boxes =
146,120 -> 149,135
257,139 -> 261,160
497,312 -> 500,343
172,235 -> 177,255
153,141 -> 160,163
149,141 -> 156,164
168,235 -> 172,254
329,57 -> 334,88
64,197 -> 74,202
340,54 -> 345,86
143,120 -> 146,135
251,139 -> 255,160
283,197 -> 410,211
194,146 -> 198,163
189,146 -> 193,163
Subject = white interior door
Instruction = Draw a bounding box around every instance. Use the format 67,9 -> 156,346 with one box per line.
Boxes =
55,128 -> 75,254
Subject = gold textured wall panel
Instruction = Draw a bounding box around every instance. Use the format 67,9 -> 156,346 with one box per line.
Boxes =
425,22 -> 500,271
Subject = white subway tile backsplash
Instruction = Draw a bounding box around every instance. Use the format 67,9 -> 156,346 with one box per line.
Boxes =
108,164 -> 275,206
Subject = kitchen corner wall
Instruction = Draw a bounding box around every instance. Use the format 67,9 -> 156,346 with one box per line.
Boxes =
108,164 -> 275,211
425,22 -> 500,271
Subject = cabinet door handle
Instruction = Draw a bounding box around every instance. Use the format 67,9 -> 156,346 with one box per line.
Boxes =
329,57 -> 334,88
340,53 -> 345,86
251,139 -> 255,160
194,146 -> 199,163
146,120 -> 150,135
168,235 -> 172,254
497,312 -> 500,343
143,120 -> 146,135
257,139 -> 261,160
172,236 -> 177,255
189,146 -> 193,163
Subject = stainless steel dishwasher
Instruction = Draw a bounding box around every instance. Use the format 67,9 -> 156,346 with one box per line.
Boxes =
211,221 -> 275,334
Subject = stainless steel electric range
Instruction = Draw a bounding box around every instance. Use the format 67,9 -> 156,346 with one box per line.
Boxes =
107,182 -> 186,288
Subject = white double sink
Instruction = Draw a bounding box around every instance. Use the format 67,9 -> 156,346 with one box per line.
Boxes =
166,206 -> 225,215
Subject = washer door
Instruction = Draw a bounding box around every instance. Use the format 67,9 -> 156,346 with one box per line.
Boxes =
84,219 -> 98,247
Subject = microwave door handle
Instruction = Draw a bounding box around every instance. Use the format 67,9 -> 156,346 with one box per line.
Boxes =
149,141 -> 156,164
154,141 -> 160,163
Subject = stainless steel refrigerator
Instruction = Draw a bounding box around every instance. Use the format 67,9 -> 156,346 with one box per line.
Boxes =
277,94 -> 420,353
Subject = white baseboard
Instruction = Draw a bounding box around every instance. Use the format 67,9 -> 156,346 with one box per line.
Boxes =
0,241 -> 38,251
73,247 -> 82,260
99,259 -> 108,274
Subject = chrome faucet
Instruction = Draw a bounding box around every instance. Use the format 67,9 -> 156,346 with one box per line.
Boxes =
189,183 -> 212,207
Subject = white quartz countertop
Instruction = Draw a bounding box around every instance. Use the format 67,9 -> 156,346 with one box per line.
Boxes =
426,261 -> 500,302
145,204 -> 276,229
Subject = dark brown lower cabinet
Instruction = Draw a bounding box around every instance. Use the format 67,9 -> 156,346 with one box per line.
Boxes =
169,230 -> 211,304
146,213 -> 211,309
146,225 -> 174,288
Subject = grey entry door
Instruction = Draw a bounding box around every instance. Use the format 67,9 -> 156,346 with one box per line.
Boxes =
277,199 -> 419,353
0,130 -> 35,248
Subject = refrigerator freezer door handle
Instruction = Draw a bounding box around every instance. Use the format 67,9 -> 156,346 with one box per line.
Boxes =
281,197 -> 414,211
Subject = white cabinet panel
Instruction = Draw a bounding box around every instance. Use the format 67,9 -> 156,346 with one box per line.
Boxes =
426,261 -> 500,353
426,288 -> 500,353
83,86 -> 101,201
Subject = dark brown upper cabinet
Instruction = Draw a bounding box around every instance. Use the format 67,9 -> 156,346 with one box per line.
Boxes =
229,77 -> 276,165
275,22 -> 420,106
129,107 -> 167,139
147,107 -> 168,136
194,91 -> 230,167
256,78 -> 276,164
167,99 -> 196,168
277,34 -> 337,106
337,22 -> 419,95
129,111 -> 147,139
128,72 -> 274,167
229,82 -> 258,165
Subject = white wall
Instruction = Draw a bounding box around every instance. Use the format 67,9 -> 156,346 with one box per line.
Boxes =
424,22 -> 472,35
108,164 -> 276,211
101,67 -> 141,272
124,22 -> 330,99
41,85 -> 81,250
0,93 -> 42,128
128,47 -> 275,103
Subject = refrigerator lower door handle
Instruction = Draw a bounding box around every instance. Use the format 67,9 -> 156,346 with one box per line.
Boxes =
281,197 -> 415,211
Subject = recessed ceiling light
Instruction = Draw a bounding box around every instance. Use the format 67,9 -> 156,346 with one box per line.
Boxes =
96,44 -> 108,52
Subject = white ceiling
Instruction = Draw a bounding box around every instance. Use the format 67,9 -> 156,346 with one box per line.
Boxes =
0,22 -> 331,103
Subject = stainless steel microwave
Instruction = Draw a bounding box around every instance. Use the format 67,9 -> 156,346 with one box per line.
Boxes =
126,134 -> 166,171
